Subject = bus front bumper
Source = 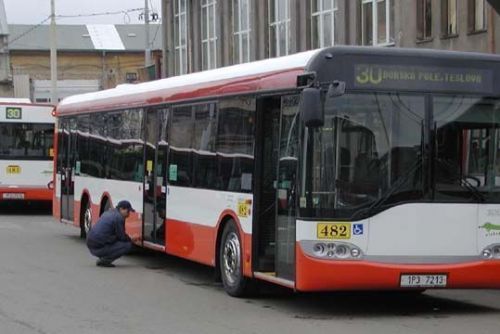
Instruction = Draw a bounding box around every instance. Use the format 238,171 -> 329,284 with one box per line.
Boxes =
0,187 -> 52,202
295,243 -> 500,291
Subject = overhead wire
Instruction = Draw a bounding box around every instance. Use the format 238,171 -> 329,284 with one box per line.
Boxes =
9,7 -> 148,44
56,8 -> 144,19
9,16 -> 51,44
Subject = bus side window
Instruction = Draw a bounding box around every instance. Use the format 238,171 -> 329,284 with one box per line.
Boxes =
217,98 -> 255,193
169,106 -> 194,187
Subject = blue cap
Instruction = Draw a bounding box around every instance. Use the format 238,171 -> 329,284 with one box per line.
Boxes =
116,200 -> 135,212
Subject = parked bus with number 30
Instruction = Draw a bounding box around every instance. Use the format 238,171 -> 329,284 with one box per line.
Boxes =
0,99 -> 55,203
53,47 -> 500,296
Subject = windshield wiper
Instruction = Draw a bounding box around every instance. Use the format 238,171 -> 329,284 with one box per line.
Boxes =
351,158 -> 423,220
434,158 -> 486,203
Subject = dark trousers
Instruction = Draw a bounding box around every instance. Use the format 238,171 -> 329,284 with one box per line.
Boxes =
87,240 -> 132,263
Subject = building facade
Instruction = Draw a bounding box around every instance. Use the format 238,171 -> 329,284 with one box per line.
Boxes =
161,0 -> 500,77
0,0 -> 11,96
9,24 -> 163,102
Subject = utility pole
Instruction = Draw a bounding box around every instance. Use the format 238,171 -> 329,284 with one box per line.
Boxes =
50,0 -> 58,103
145,0 -> 152,67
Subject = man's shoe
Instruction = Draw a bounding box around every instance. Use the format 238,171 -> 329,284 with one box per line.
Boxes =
96,259 -> 115,267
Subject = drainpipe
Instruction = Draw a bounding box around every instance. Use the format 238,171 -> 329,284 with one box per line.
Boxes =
101,50 -> 106,89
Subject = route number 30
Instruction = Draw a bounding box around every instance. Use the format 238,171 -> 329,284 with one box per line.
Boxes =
6,107 -> 22,119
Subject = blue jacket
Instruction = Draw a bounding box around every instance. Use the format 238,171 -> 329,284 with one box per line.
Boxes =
87,209 -> 131,248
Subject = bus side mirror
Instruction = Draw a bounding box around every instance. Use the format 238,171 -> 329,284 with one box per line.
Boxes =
300,87 -> 323,128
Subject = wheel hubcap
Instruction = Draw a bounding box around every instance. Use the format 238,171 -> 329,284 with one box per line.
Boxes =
84,208 -> 92,234
223,232 -> 241,286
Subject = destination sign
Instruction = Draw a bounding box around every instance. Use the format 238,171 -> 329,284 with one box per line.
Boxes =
354,64 -> 494,94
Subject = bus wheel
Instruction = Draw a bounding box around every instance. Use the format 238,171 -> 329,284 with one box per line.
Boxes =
80,202 -> 92,239
219,221 -> 252,297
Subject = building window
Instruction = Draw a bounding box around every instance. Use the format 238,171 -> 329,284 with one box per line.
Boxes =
441,0 -> 458,36
311,0 -> 338,48
417,0 -> 432,40
269,0 -> 290,57
201,0 -> 217,70
469,0 -> 487,32
174,0 -> 188,75
360,0 -> 394,46
233,0 -> 251,64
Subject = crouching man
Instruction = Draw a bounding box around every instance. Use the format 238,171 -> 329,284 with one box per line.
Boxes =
86,200 -> 135,267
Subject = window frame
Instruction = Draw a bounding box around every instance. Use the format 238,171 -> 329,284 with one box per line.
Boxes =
416,0 -> 433,41
268,0 -> 291,57
311,0 -> 338,48
201,0 -> 218,70
233,0 -> 252,64
441,0 -> 458,37
174,0 -> 188,75
360,0 -> 394,46
468,0 -> 487,33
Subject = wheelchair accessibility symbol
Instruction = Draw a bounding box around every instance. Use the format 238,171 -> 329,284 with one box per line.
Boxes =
353,224 -> 364,235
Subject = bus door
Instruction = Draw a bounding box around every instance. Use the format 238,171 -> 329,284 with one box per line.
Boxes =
254,95 -> 299,281
275,95 -> 300,280
60,119 -> 76,222
143,108 -> 168,245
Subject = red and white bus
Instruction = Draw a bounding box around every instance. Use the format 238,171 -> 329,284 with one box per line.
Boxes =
0,99 -> 55,203
54,47 -> 500,295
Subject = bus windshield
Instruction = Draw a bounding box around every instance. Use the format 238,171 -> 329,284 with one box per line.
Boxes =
300,92 -> 500,219
0,123 -> 54,160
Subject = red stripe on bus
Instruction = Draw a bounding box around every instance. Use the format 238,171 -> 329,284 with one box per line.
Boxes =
0,187 -> 52,201
295,243 -> 500,291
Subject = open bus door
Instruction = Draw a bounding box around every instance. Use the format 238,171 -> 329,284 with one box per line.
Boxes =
254,94 -> 299,282
142,108 -> 168,246
59,119 -> 75,222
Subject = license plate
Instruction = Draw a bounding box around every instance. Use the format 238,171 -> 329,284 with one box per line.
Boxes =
317,223 -> 351,239
2,193 -> 25,200
6,165 -> 21,174
400,274 -> 447,288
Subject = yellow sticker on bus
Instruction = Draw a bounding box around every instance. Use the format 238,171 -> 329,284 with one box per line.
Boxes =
237,200 -> 251,218
317,223 -> 351,240
6,165 -> 21,174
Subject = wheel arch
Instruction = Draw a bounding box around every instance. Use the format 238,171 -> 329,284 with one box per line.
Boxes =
99,192 -> 113,216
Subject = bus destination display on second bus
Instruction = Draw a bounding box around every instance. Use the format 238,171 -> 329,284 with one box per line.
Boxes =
354,63 -> 494,93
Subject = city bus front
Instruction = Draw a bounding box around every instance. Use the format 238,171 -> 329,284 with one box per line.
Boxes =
295,48 -> 500,291
0,104 -> 54,203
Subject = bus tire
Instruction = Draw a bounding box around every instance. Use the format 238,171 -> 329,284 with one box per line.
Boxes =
80,201 -> 92,239
219,220 -> 253,297
100,198 -> 111,216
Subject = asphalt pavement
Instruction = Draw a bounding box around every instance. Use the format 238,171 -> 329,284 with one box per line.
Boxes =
1,204 -> 500,334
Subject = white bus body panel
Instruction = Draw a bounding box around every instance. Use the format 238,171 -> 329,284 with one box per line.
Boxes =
297,203 -> 500,260
73,176 -> 143,214
167,186 -> 253,234
0,160 -> 53,188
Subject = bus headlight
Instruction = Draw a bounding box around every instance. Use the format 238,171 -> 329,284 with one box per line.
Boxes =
482,248 -> 492,259
335,245 -> 349,258
481,244 -> 500,259
301,240 -> 363,260
493,245 -> 500,259
313,243 -> 327,257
